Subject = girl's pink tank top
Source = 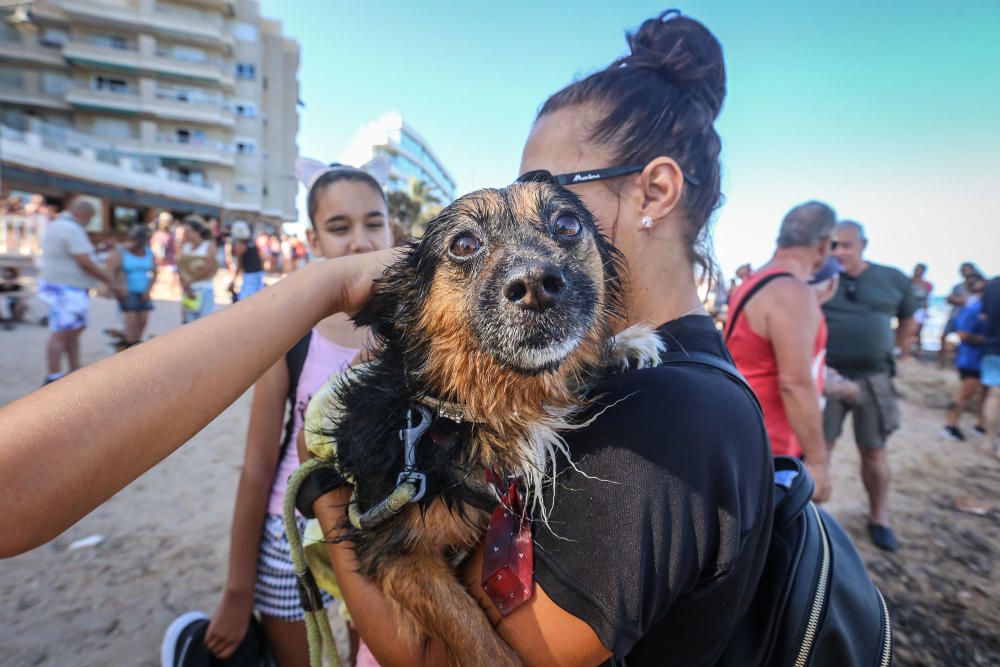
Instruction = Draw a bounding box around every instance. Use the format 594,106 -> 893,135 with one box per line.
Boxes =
267,330 -> 358,516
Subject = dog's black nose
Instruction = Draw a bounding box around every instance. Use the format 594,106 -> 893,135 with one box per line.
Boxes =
503,261 -> 566,310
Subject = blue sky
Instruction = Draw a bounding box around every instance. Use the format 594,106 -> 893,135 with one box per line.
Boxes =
260,0 -> 1000,290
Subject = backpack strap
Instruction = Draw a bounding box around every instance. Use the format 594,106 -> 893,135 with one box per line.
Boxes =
279,331 -> 313,462
659,351 -> 817,527
723,272 -> 794,343
658,350 -> 762,415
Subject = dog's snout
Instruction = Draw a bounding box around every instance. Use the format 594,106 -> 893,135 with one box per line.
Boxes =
503,261 -> 566,311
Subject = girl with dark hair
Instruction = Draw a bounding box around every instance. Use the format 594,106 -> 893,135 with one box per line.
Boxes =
0,11 -> 770,667
194,165 -> 393,666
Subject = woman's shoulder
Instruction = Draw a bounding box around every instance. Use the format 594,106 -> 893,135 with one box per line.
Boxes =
577,357 -> 768,470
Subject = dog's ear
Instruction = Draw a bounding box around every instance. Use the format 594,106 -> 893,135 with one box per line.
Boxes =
353,245 -> 420,340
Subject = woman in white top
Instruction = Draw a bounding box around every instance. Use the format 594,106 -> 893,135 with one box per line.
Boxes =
178,215 -> 219,324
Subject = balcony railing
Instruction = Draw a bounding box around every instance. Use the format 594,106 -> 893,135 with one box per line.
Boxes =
1,122 -> 223,204
155,132 -> 235,155
60,0 -> 231,45
65,85 -> 142,114
154,87 -> 222,107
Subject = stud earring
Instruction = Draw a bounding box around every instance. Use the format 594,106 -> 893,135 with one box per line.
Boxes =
640,216 -> 654,231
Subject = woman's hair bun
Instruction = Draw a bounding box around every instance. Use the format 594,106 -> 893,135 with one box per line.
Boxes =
626,9 -> 726,119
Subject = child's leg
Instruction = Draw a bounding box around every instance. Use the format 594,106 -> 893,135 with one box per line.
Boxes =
260,616 -> 310,667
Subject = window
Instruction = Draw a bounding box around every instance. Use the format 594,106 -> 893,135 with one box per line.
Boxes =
175,128 -> 206,145
235,139 -> 255,155
92,118 -> 132,139
235,62 -> 256,80
172,167 -> 206,186
89,34 -> 129,50
262,185 -> 268,197
0,65 -> 24,90
233,22 -> 258,41
42,72 -> 74,96
235,183 -> 257,194
234,101 -> 257,117
40,27 -> 68,48
93,75 -> 130,94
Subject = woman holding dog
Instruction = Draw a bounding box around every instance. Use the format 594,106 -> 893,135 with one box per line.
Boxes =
307,11 -> 771,666
0,10 -> 770,667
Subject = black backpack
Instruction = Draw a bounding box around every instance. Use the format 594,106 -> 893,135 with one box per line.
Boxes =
660,351 -> 893,667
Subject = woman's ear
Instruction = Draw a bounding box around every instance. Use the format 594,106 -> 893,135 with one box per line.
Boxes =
639,157 -> 685,222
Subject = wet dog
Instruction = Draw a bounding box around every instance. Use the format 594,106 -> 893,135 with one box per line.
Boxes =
316,182 -> 660,665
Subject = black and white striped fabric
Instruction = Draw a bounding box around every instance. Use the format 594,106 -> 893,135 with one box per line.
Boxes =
254,513 -> 333,621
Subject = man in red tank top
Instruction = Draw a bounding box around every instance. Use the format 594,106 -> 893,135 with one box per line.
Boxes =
725,202 -> 836,502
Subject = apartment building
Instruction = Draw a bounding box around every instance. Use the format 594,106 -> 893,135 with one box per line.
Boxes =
0,0 -> 299,233
341,113 -> 457,204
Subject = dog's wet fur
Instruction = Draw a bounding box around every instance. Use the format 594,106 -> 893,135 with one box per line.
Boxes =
322,182 -> 642,665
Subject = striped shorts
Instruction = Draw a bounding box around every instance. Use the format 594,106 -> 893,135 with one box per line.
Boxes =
255,513 -> 332,621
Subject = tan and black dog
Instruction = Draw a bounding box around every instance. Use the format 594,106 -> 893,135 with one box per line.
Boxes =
320,182 -> 661,665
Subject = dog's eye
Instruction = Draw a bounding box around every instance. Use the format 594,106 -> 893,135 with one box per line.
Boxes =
449,233 -> 481,258
554,215 -> 581,237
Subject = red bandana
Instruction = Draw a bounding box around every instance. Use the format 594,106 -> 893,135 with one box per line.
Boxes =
482,478 -> 534,616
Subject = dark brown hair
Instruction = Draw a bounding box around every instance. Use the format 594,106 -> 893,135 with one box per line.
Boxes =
307,164 -> 387,226
538,9 -> 726,272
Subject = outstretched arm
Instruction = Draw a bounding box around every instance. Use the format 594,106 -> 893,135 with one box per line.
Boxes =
0,250 -> 396,558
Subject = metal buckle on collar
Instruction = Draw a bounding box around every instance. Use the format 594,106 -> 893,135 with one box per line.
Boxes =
396,405 -> 432,502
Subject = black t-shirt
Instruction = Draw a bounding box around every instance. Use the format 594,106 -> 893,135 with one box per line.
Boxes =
983,277 -> 1000,356
533,315 -> 773,665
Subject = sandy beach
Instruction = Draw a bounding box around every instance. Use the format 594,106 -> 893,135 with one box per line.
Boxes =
1,290 -> 997,666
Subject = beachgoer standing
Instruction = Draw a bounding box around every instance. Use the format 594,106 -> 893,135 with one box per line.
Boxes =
910,263 -> 933,357
726,201 -> 835,500
822,220 -> 917,551
192,166 -> 393,666
980,276 -> 1000,458
178,215 -> 218,324
106,225 -> 158,348
227,221 -> 265,301
942,274 -> 989,441
38,197 -> 122,384
939,262 -> 980,365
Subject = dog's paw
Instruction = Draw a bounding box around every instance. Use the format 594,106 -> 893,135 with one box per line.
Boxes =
607,324 -> 665,371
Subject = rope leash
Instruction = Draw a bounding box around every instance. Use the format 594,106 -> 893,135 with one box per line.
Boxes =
283,457 -> 342,667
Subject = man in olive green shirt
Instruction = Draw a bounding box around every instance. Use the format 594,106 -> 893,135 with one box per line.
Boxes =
822,220 -> 917,551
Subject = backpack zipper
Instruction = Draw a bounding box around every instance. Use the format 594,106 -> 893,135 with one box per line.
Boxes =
793,503 -> 831,667
876,588 -> 893,666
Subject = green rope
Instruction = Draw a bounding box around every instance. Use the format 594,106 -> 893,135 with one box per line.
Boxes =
284,457 -> 342,667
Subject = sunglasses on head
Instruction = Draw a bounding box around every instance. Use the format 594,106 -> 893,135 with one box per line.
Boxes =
517,165 -> 701,188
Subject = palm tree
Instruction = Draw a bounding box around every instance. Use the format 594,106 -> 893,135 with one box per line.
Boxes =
389,178 -> 443,238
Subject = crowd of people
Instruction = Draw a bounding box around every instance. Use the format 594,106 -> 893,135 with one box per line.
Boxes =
0,9 -> 997,667
725,204 -> 998,555
8,197 -> 315,378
